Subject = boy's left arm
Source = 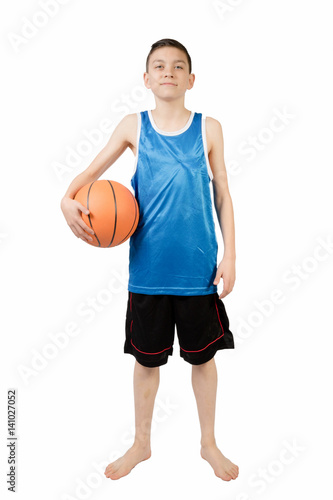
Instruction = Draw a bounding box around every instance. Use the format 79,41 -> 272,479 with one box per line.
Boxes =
206,117 -> 236,299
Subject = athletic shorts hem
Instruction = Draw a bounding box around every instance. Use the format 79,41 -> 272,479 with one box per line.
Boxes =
124,343 -> 173,367
179,338 -> 234,365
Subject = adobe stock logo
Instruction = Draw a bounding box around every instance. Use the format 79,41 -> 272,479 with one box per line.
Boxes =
234,438 -> 306,500
227,106 -> 296,177
51,85 -> 147,182
234,234 -> 333,344
212,0 -> 245,21
0,232 -> 8,245
17,267 -> 128,385
61,396 -> 179,499
8,0 -> 72,53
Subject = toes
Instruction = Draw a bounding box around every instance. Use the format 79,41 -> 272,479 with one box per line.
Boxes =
104,463 -> 118,477
230,467 -> 239,479
215,468 -> 234,481
228,463 -> 239,476
109,473 -> 120,480
105,470 -> 120,480
215,471 -> 231,481
229,469 -> 236,479
223,465 -> 238,480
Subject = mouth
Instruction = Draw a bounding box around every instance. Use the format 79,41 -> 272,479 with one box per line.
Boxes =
161,82 -> 177,86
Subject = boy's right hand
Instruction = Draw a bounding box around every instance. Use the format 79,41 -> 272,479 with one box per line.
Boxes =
60,197 -> 95,242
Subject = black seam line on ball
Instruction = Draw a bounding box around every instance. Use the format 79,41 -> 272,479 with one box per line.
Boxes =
107,181 -> 117,247
87,181 -> 101,247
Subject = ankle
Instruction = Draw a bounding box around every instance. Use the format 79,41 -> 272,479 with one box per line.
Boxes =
133,438 -> 151,450
201,438 -> 216,448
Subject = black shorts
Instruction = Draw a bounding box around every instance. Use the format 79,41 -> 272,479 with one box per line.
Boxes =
124,292 -> 234,367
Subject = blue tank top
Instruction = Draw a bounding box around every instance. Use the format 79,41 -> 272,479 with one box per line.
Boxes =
128,110 -> 218,296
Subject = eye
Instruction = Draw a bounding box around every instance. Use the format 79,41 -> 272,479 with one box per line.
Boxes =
175,66 -> 183,69
155,65 -> 163,69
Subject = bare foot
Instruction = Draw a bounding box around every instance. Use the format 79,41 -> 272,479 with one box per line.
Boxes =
201,444 -> 239,481
104,443 -> 151,480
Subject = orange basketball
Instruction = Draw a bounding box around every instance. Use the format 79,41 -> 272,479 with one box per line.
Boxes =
74,180 -> 139,247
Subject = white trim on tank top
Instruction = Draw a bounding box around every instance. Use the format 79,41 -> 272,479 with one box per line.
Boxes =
201,115 -> 214,181
132,112 -> 142,177
147,109 -> 194,136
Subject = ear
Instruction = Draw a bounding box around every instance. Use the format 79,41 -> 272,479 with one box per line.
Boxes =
143,72 -> 151,89
187,73 -> 195,90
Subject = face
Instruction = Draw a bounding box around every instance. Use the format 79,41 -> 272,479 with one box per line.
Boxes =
144,46 -> 195,99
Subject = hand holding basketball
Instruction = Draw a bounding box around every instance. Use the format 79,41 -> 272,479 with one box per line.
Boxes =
72,180 -> 139,248
61,196 -> 95,243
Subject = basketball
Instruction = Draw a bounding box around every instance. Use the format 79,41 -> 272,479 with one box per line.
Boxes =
74,180 -> 139,248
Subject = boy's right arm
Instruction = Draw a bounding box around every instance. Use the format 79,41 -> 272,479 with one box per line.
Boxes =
60,113 -> 137,242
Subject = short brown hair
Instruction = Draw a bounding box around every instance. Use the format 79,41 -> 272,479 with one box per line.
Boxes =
146,38 -> 192,73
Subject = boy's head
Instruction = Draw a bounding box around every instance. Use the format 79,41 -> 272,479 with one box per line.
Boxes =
144,39 -> 195,97
146,38 -> 192,74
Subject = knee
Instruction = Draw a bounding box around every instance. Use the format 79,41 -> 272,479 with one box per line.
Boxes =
135,360 -> 160,375
136,360 -> 157,369
192,358 -> 216,372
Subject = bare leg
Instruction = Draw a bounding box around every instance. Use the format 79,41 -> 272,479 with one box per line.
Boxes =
191,357 -> 239,480
105,360 -> 159,480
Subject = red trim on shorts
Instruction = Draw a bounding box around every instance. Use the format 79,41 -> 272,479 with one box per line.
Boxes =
180,295 -> 225,353
180,333 -> 224,353
214,294 -> 225,335
130,339 -> 172,356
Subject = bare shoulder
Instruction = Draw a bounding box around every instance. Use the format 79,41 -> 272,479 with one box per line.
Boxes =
120,112 -> 138,128
205,116 -> 224,154
116,113 -> 138,154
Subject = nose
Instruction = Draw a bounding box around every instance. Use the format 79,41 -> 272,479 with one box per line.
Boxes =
163,65 -> 174,78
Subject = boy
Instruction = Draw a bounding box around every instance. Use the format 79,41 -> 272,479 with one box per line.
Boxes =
61,39 -> 239,482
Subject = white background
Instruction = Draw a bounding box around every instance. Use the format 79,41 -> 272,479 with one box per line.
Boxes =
1,0 -> 332,499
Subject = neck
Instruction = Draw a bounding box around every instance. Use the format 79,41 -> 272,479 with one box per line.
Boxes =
152,97 -> 189,120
